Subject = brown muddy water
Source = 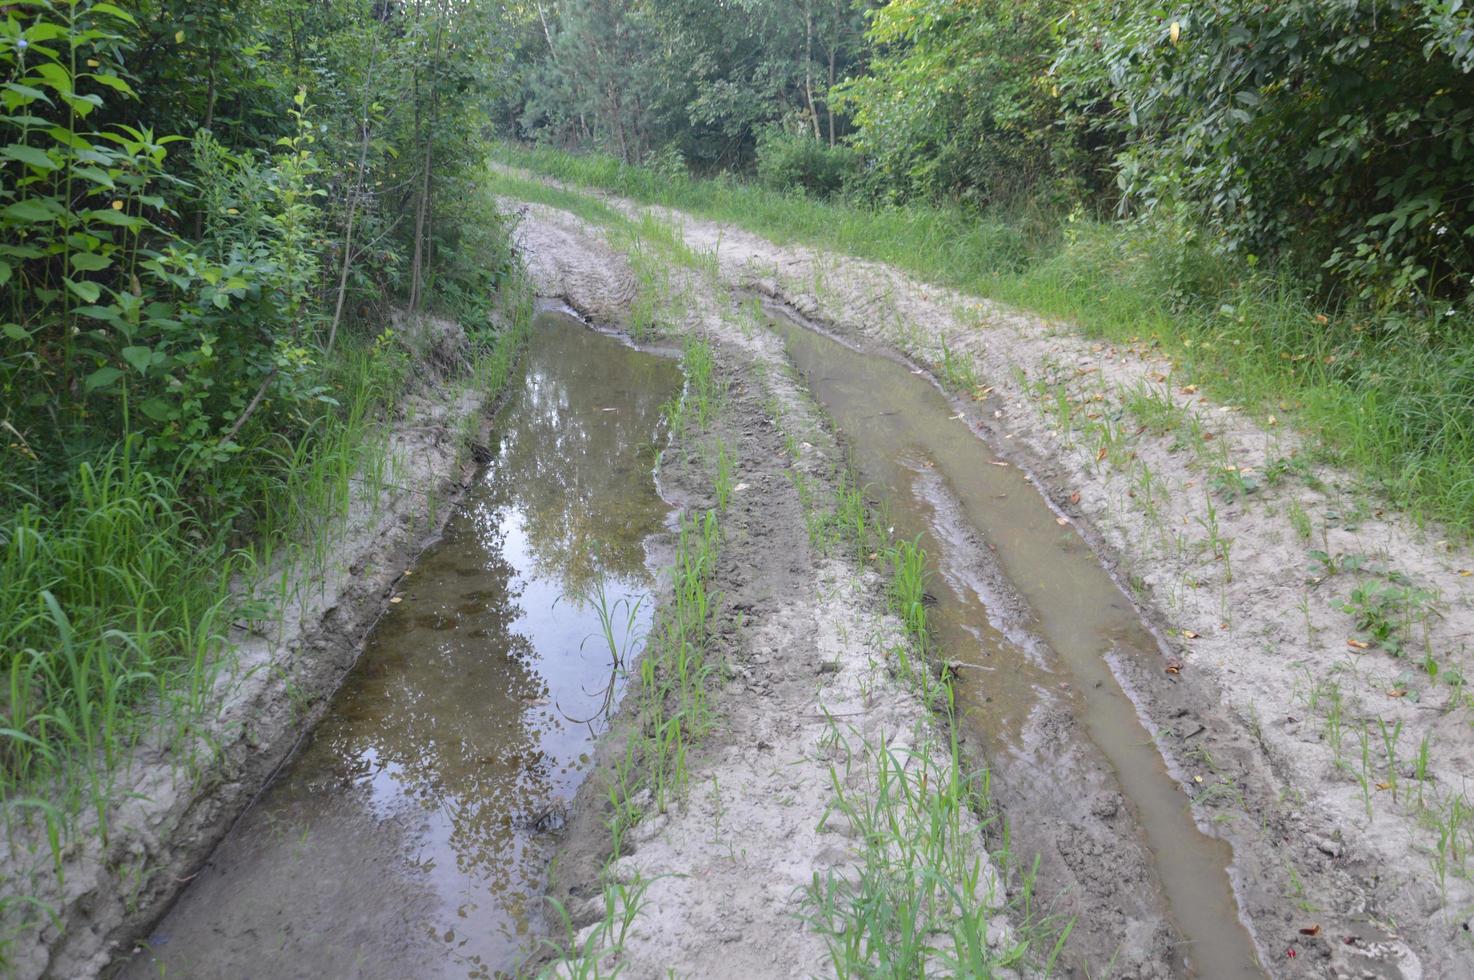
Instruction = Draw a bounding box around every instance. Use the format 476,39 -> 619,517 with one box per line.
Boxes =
770,306 -> 1265,979
114,310 -> 680,980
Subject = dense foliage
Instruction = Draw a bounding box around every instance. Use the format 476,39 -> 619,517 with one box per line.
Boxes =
1058,0 -> 1474,306
0,0 -> 520,881
510,0 -> 1474,307
3,0 -> 514,500
509,0 -> 870,170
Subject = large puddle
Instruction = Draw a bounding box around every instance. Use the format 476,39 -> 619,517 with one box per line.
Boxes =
770,307 -> 1264,978
117,310 -> 680,980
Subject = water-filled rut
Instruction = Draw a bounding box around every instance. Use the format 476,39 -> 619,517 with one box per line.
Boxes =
116,310 -> 680,980
769,304 -> 1265,978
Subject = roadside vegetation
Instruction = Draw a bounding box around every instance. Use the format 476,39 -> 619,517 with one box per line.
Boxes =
496,0 -> 1474,534
2,0 -> 525,964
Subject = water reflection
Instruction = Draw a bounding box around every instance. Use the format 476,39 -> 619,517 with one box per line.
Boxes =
118,311 -> 682,980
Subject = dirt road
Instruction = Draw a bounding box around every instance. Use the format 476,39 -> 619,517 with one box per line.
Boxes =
508,184 -> 1474,979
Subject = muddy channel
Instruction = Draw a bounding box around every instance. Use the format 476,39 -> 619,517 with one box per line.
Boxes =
113,310 -> 680,980
770,304 -> 1265,978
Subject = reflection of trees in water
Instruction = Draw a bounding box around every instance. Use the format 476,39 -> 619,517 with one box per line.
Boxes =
283,316 -> 679,921
306,512 -> 551,905
483,319 -> 681,598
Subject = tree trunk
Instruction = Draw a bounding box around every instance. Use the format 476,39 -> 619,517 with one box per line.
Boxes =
803,1 -> 820,139
328,34 -> 380,353
826,0 -> 839,147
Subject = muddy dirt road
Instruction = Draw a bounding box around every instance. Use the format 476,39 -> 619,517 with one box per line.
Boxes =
63,175 -> 1474,980
504,181 -> 1474,979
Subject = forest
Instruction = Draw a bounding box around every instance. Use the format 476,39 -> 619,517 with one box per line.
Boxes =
5,1 -> 1474,977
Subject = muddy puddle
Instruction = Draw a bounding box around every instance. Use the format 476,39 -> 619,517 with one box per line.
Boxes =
769,306 -> 1264,978
115,310 -> 680,980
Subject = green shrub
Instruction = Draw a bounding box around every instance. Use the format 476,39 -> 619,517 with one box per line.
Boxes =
755,129 -> 858,199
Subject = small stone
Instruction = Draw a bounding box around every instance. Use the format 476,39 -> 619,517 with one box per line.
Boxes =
1315,837 -> 1343,858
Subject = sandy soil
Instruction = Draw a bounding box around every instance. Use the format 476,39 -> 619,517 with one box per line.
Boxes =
505,186 -> 1474,979
515,205 -> 1022,978
1,315 -> 511,980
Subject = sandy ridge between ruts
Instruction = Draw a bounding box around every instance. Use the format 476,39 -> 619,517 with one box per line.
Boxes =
514,202 -> 1025,978
507,176 -> 1474,979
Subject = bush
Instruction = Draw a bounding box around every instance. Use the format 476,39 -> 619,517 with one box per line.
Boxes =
755,129 -> 858,199
1057,0 -> 1474,307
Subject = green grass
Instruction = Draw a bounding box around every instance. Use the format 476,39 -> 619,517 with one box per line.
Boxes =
804,723 -> 1037,977
495,143 -> 1474,534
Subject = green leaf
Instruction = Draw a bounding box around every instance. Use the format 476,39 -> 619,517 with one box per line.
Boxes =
0,261 -> 9,288
90,3 -> 139,24
85,366 -> 123,390
61,93 -> 103,118
2,322 -> 28,342
29,64 -> 73,97
69,251 -> 112,273
65,277 -> 102,303
71,166 -> 115,188
139,397 -> 176,422
85,209 -> 146,229
2,144 -> 57,170
3,198 -> 63,223
2,83 -> 51,105
121,345 -> 153,375
23,23 -> 68,43
86,73 -> 136,97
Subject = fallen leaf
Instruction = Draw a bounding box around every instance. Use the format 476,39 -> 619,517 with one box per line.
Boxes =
1459,570 -> 1472,577
1070,491 -> 1082,505
1181,629 -> 1201,639
1180,384 -> 1198,394
1387,688 -> 1407,698
1055,516 -> 1069,526
1193,774 -> 1203,783
1376,781 -> 1393,791
1201,431 -> 1216,441
1347,638 -> 1371,650
1096,447 -> 1108,462
1299,924 -> 1322,937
